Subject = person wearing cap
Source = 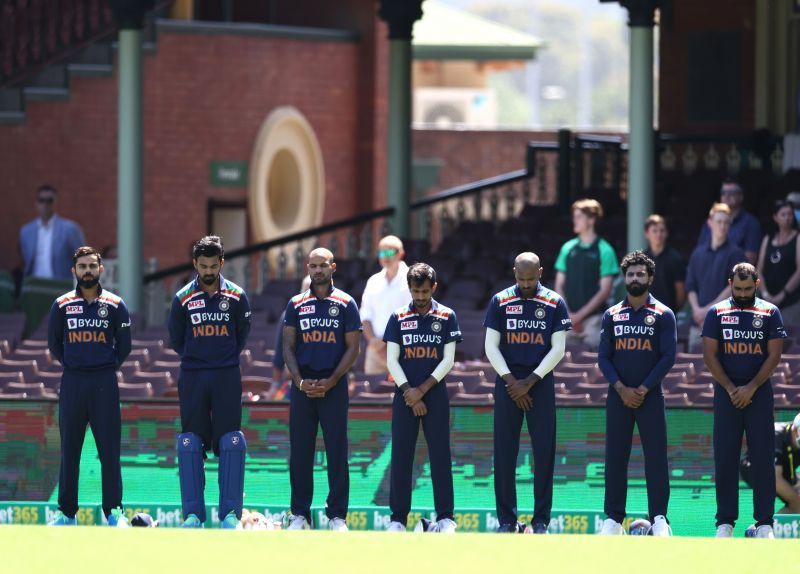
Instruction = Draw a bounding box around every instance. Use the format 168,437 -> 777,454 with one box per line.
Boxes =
360,236 -> 410,375
740,413 -> 800,515
131,513 -> 158,527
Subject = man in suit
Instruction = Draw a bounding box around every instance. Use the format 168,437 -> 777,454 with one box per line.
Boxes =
19,185 -> 86,280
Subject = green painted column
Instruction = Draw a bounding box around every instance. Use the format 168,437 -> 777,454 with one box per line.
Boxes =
117,29 -> 144,311
379,0 -> 424,240
627,23 -> 654,252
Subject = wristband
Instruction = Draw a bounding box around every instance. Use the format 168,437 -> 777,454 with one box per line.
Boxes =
399,383 -> 411,392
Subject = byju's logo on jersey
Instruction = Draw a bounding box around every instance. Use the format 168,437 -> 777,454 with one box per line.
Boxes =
506,305 -> 523,315
721,315 -> 739,325
506,319 -> 517,330
612,313 -> 629,322
299,318 -> 311,330
66,305 -> 82,315
188,299 -> 205,311
299,305 -> 315,315
402,334 -> 413,346
400,321 -> 418,331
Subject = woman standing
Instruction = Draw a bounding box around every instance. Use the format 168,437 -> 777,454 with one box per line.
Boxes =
757,200 -> 800,325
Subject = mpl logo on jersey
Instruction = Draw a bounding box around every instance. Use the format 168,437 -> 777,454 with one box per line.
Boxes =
400,321 -> 418,331
721,315 -> 739,325
612,313 -> 629,322
187,299 -> 205,311
298,305 -> 315,316
506,305 -> 523,315
65,305 -> 82,315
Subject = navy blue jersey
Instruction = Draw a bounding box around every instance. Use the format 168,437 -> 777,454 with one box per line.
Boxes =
48,287 -> 132,371
701,297 -> 787,385
383,299 -> 463,386
483,283 -> 572,378
284,285 -> 362,378
168,276 -> 251,370
597,294 -> 677,390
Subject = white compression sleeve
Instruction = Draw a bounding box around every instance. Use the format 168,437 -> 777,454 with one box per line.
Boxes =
533,330 -> 567,379
386,341 -> 409,387
484,328 -> 511,377
431,341 -> 456,382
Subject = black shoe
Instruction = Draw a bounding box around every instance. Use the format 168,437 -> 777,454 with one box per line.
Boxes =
531,522 -> 549,534
496,522 -> 519,533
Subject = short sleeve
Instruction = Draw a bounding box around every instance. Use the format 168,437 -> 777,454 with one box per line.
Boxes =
284,300 -> 298,328
599,240 -> 619,277
446,312 -> 463,344
768,308 -> 788,340
383,314 -> 400,344
685,251 -> 699,294
553,297 -> 572,333
701,307 -> 719,339
360,280 -> 375,323
483,296 -> 502,330
554,241 -> 571,273
345,299 -> 363,333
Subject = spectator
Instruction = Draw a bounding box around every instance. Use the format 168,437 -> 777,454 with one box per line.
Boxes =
272,275 -> 312,383
19,184 -> 86,280
697,180 -> 761,264
553,199 -> 618,348
360,235 -> 410,374
686,203 -> 746,351
756,200 -> 800,325
643,215 -> 686,312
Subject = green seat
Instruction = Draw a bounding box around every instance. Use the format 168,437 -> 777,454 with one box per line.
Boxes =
20,277 -> 74,338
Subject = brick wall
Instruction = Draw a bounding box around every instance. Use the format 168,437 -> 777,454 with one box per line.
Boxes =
0,28 -> 370,272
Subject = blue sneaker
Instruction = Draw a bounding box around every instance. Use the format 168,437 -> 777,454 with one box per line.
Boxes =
531,521 -> 549,534
221,511 -> 239,529
107,507 -> 130,528
48,510 -> 77,526
181,514 -> 203,528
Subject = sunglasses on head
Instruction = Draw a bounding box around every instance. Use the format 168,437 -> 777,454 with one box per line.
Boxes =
377,249 -> 398,258
37,196 -> 54,204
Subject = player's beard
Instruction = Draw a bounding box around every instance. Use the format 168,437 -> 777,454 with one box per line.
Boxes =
201,274 -> 217,286
77,274 -> 99,289
625,282 -> 647,297
733,295 -> 756,308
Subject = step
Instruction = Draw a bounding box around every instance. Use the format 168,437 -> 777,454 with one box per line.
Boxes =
67,63 -> 114,78
22,87 -> 70,101
0,111 -> 25,125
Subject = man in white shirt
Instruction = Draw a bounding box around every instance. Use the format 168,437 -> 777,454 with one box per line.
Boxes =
360,236 -> 410,375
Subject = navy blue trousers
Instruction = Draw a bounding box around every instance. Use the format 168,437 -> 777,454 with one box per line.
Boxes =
714,381 -> 775,527
604,388 -> 670,523
390,383 -> 454,525
289,376 -> 349,521
57,368 -> 121,518
493,375 -> 556,526
178,366 -> 242,455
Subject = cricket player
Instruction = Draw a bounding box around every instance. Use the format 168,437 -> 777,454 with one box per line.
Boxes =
702,262 -> 786,538
282,247 -> 361,531
484,252 -> 571,533
168,236 -> 251,529
383,263 -> 462,533
47,246 -> 132,526
597,251 -> 676,536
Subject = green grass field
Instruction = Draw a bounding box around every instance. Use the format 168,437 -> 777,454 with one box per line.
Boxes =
3,526 -> 798,574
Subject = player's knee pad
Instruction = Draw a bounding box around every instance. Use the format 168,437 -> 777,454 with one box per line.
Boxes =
177,433 -> 205,517
218,431 -> 246,519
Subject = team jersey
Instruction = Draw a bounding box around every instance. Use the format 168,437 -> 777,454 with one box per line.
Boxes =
597,294 -> 677,390
483,283 -> 572,378
48,286 -> 132,371
383,299 -> 463,386
701,297 -> 787,386
168,275 -> 251,370
284,284 -> 362,378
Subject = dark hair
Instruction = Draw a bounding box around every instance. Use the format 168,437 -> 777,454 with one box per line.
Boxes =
192,236 -> 224,260
620,250 -> 655,277
721,179 -> 743,195
407,262 -> 437,287
643,214 -> 667,232
37,184 -> 57,196
72,246 -> 102,265
729,262 -> 758,282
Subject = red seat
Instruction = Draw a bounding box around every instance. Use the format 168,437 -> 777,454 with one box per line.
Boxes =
124,372 -> 173,396
451,392 -> 493,405
4,382 -> 47,398
0,371 -> 24,388
351,391 -> 393,403
661,371 -> 689,392
242,376 -> 275,399
117,382 -> 154,400
555,393 -> 591,405
664,392 -> 692,407
0,359 -> 40,382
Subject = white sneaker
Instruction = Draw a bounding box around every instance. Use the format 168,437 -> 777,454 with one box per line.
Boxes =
386,521 -> 406,532
599,518 -> 625,535
754,525 -> 775,539
328,517 -> 348,531
715,524 -> 733,538
287,514 -> 311,530
651,515 -> 672,537
436,518 -> 457,534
